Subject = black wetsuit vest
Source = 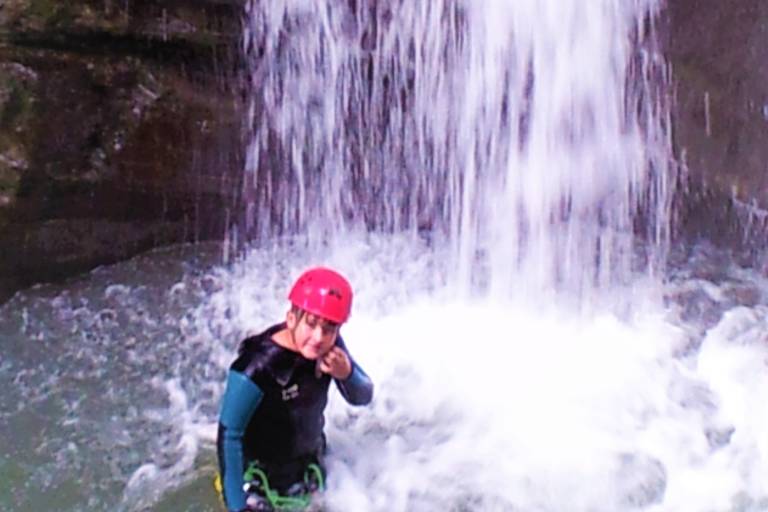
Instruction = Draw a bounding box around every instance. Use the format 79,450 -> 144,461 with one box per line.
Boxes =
217,323 -> 372,510
232,323 -> 330,464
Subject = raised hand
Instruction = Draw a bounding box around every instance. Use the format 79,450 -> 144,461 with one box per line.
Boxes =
317,346 -> 352,380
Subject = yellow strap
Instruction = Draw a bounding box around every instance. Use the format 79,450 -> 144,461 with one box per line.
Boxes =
213,473 -> 224,501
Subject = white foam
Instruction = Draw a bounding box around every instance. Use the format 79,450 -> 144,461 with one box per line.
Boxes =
318,293 -> 768,511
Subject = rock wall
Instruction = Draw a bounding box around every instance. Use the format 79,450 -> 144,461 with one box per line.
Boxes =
0,0 -> 245,301
1,0 -> 766,301
666,0 -> 768,258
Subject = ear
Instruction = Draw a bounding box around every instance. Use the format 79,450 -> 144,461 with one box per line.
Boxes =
285,309 -> 298,329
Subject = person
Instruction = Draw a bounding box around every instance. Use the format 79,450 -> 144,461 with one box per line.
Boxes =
216,266 -> 374,512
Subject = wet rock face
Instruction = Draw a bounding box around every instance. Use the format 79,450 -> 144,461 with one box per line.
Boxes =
0,1 -> 245,301
667,0 -> 768,250
1,0 -> 766,301
0,61 -> 34,208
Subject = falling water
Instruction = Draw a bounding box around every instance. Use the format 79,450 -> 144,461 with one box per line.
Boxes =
240,0 -> 674,303
2,2 -> 768,512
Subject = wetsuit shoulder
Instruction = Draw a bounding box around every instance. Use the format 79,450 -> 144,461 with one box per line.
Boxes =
231,323 -> 295,384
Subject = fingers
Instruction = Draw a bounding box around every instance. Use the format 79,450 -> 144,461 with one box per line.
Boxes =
318,358 -> 332,374
318,351 -> 337,374
319,347 -> 351,379
324,346 -> 345,363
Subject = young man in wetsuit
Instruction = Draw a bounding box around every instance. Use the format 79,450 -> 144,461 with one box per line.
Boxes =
217,267 -> 374,512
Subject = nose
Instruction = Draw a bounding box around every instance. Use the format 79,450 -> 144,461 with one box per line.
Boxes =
311,325 -> 324,342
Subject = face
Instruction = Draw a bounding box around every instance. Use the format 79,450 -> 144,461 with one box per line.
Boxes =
287,310 -> 339,360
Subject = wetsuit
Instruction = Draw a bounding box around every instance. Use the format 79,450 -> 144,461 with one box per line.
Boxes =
217,323 -> 373,512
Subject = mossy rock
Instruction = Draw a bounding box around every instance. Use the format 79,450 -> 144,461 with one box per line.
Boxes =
0,163 -> 21,196
0,0 -> 243,304
0,64 -> 33,214
0,76 -> 35,130
27,0 -> 75,30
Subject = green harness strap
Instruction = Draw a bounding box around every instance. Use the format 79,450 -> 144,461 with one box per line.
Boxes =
243,462 -> 325,511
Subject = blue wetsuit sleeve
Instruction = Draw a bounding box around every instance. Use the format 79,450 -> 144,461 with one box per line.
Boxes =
217,370 -> 263,512
336,362 -> 374,406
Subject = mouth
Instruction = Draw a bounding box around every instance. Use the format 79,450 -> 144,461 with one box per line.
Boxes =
303,343 -> 323,354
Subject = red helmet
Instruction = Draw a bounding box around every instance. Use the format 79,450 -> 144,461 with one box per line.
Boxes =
288,267 -> 353,324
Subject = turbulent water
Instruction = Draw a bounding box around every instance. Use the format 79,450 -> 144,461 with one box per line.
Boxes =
0,240 -> 767,512
2,0 -> 767,511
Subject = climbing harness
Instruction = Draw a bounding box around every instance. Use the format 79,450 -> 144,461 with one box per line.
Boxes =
243,461 -> 325,511
214,461 -> 325,511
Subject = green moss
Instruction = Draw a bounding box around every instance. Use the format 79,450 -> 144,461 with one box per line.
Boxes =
0,74 -> 29,214
0,165 -> 20,196
0,79 -> 33,129
28,0 -> 74,29
188,30 -> 218,47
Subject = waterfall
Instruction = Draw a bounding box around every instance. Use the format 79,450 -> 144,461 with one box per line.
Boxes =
240,0 -> 674,304
5,4 -> 768,511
